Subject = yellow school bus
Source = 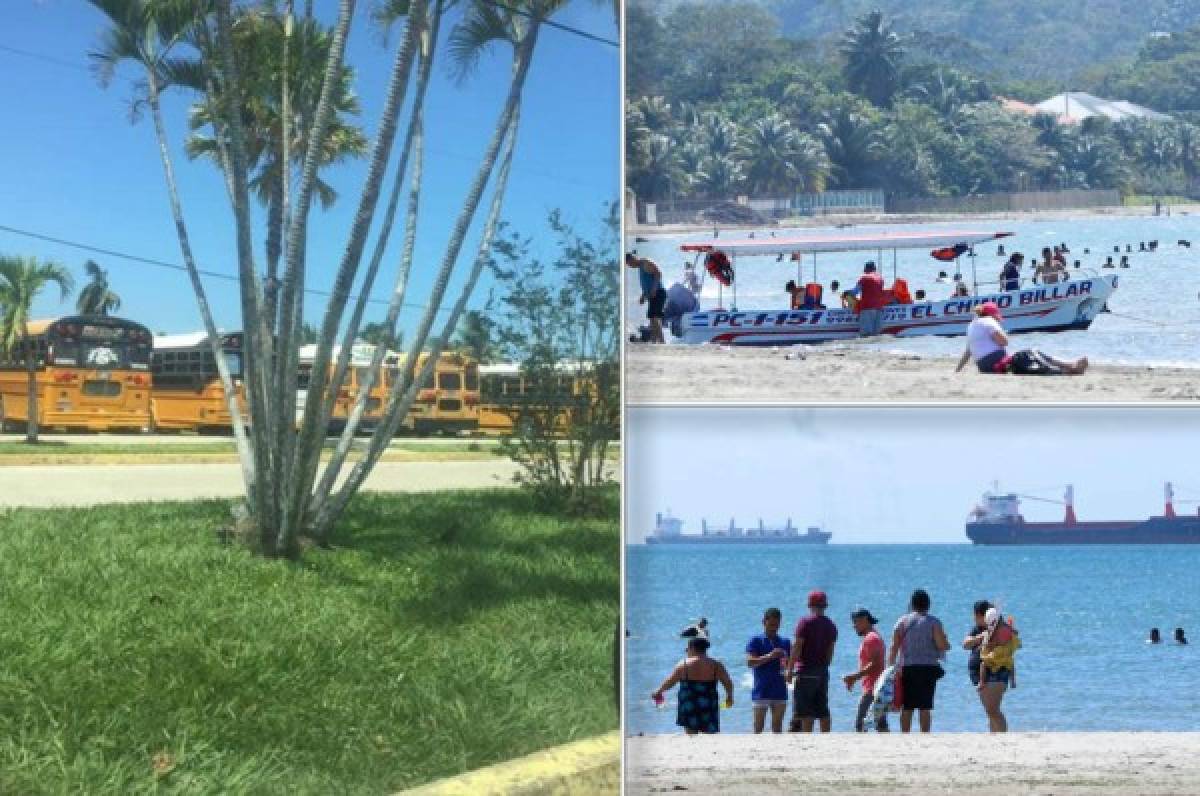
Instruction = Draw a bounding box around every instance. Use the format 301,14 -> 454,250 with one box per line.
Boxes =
150,331 -> 246,432
393,350 -> 479,435
296,345 -> 479,435
0,315 -> 153,432
476,362 -> 604,437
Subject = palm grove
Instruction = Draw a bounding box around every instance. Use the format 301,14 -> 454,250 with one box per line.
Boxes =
71,0 -> 614,558
626,2 -> 1200,204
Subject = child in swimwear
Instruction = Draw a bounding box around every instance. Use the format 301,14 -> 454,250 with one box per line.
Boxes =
977,607 -> 1020,692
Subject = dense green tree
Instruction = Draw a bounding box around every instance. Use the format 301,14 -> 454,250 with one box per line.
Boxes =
451,309 -> 497,363
816,103 -> 883,188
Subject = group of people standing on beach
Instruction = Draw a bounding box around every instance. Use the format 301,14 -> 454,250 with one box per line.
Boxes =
651,590 -> 1021,736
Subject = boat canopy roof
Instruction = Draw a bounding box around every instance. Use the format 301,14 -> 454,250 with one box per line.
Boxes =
681,229 -> 1013,257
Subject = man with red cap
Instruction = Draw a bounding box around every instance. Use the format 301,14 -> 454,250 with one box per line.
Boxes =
786,590 -> 838,732
956,302 -> 1088,375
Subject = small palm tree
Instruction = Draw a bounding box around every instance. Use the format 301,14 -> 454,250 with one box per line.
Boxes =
818,105 -> 883,188
0,256 -> 74,443
696,153 -> 744,198
76,259 -> 122,316
839,10 -> 905,108
736,113 -> 830,196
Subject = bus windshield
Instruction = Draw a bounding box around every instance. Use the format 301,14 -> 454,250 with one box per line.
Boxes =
49,320 -> 151,369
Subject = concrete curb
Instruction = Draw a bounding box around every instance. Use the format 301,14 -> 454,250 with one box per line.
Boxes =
398,731 -> 619,795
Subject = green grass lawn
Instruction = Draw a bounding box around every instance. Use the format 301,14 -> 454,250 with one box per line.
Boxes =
0,488 -> 618,793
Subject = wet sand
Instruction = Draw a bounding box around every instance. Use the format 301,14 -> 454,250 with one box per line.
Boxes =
625,343 -> 1200,404
625,733 -> 1200,795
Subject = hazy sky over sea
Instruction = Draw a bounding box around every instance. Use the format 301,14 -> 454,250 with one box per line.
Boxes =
626,407 -> 1200,544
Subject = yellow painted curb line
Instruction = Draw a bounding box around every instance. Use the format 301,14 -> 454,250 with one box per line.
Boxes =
398,731 -> 619,795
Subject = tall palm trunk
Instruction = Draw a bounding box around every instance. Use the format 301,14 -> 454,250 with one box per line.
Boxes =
313,109 -> 520,539
308,16 -> 537,540
22,326 -> 38,444
310,0 -> 443,503
286,1 -> 427,548
144,78 -> 255,496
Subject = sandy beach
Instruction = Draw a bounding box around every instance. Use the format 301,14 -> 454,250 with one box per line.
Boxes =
625,733 -> 1200,795
625,343 -> 1200,404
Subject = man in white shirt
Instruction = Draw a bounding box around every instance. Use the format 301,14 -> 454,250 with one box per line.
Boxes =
956,302 -> 1088,375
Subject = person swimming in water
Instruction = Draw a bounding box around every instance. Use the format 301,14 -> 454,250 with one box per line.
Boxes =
1175,627 -> 1188,645
1149,628 -> 1162,644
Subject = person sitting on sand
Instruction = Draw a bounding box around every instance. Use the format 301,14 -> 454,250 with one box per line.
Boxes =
652,636 -> 734,735
746,607 -> 791,733
1175,627 -> 1188,645
977,608 -> 1020,699
953,275 -> 970,297
1149,627 -> 1162,644
956,302 -> 1088,376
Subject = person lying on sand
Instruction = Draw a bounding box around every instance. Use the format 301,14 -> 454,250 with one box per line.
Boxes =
956,302 -> 1088,376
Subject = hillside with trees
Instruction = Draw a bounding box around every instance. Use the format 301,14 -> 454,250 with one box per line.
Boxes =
626,1 -> 1200,204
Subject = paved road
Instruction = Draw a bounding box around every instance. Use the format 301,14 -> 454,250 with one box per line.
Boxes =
0,460 -> 523,508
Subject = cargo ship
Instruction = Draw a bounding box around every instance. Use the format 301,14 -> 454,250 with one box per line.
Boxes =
965,483 -> 1200,544
646,511 -> 831,544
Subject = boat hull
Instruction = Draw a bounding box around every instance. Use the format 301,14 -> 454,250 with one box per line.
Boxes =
647,535 -> 831,545
678,276 -> 1117,346
966,516 -> 1200,544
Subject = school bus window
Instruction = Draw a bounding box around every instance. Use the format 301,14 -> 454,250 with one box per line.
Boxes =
420,370 -> 435,390
438,372 -> 461,391
465,364 -> 479,391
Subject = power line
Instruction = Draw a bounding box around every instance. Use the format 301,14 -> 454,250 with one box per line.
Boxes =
0,222 -> 456,315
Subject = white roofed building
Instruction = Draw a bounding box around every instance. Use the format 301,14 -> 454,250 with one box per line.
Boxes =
1033,92 -> 1171,124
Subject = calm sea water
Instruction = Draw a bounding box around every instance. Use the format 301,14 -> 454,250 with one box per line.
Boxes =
625,544 -> 1200,734
625,214 -> 1200,365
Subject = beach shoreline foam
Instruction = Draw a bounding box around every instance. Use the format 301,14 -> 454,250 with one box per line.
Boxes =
625,733 -> 1200,795
625,343 -> 1200,403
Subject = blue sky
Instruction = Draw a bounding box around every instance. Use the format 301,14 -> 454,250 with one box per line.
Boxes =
626,407 -> 1200,544
0,0 -> 619,337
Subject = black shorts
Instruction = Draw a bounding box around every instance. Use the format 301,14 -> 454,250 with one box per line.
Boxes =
900,665 -> 941,710
790,671 -> 830,721
647,287 -> 667,320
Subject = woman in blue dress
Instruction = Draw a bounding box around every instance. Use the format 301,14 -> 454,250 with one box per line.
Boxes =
652,637 -> 734,734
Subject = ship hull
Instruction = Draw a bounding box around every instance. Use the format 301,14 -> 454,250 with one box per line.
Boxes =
966,516 -> 1200,544
647,536 -> 831,545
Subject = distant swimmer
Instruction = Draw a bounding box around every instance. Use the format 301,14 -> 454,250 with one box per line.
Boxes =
681,617 -> 709,639
634,236 -> 649,243
1148,627 -> 1161,644
1175,627 -> 1188,645
1104,256 -> 1116,269
1121,256 -> 1131,269
1179,240 -> 1192,248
